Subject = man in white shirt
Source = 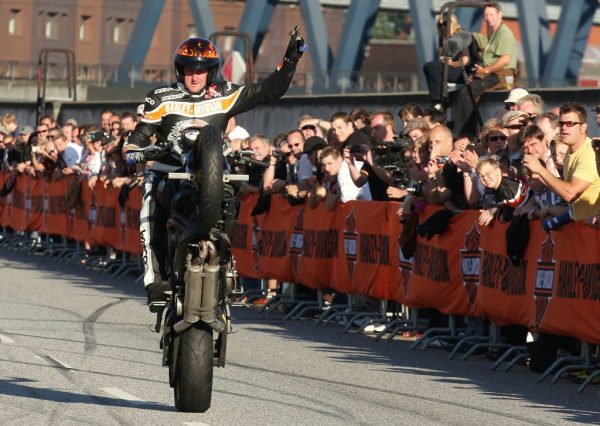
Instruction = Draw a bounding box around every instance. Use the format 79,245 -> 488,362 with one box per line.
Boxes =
319,145 -> 371,210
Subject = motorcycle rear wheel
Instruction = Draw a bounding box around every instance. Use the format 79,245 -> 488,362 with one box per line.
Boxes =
174,322 -> 213,412
195,125 -> 224,232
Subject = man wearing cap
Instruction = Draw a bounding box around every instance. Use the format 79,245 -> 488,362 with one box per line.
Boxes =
504,87 -> 529,111
452,1 -> 517,136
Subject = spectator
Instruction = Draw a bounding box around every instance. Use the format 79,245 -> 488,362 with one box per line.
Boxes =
18,125 -> 34,145
36,123 -> 50,145
370,110 -> 397,143
423,13 -> 475,111
422,108 -> 446,129
475,157 -> 529,226
0,113 -> 19,137
398,103 -> 423,129
403,118 -> 430,143
241,134 -> 271,196
500,110 -> 529,174
535,112 -> 560,146
523,102 -> 600,223
550,139 -> 568,177
517,94 -> 545,120
319,145 -> 371,210
504,87 -> 529,111
39,115 -> 56,129
349,108 -> 372,139
330,111 -> 372,150
297,114 -> 330,139
120,112 -> 138,136
452,1 -> 517,136
100,109 -> 115,132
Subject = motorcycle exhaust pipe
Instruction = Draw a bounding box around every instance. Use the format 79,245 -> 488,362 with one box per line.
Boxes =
200,241 -> 225,333
174,241 -> 224,334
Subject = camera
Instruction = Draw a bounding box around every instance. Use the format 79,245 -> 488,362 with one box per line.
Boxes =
89,130 -> 113,145
405,183 -> 422,196
436,156 -> 450,166
31,146 -> 42,154
349,144 -> 368,154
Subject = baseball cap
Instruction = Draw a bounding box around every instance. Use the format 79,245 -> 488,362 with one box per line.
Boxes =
501,110 -> 530,127
19,125 -> 34,134
228,125 -> 250,141
504,88 -> 529,104
65,118 -> 78,127
303,136 -> 327,154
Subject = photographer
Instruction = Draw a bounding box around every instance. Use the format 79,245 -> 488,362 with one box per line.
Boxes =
345,143 -> 393,201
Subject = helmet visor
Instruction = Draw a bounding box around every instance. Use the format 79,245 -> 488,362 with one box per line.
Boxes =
176,39 -> 219,59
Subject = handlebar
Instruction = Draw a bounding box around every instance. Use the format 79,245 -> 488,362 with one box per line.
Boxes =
226,150 -> 270,169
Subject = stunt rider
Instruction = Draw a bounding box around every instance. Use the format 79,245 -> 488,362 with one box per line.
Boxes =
124,30 -> 306,304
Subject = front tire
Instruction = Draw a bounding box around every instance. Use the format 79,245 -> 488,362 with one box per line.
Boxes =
195,125 -> 224,232
174,323 -> 213,412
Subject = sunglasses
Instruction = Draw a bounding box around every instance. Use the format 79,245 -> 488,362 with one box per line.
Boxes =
38,129 -> 48,133
301,124 -> 316,132
288,143 -> 300,148
558,121 -> 584,128
488,135 -> 507,142
505,124 -> 524,130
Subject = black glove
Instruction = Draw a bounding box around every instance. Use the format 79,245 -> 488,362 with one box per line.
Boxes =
283,26 -> 307,64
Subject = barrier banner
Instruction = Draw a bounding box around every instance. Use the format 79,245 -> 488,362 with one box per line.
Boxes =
230,193 -> 262,279
404,208 -> 478,316
536,222 -> 600,343
473,220 -> 542,328
70,182 -> 91,243
122,186 -> 142,255
387,203 -> 409,304
88,183 -> 119,248
26,177 -> 44,231
10,175 -> 28,232
297,202 -> 348,291
345,201 -> 397,300
0,172 -> 5,226
255,196 -> 298,283
44,178 -> 70,237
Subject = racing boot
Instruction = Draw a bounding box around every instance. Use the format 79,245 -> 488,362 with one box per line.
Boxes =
145,281 -> 170,304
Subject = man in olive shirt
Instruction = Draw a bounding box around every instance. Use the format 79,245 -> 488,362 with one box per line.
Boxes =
452,1 -> 517,137
523,102 -> 600,222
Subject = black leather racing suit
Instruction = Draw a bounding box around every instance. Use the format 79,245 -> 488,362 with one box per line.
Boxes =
125,61 -> 297,288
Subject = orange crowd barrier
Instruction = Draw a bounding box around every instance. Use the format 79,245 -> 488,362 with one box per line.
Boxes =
231,194 -> 600,343
0,172 -> 142,256
1,173 -> 599,343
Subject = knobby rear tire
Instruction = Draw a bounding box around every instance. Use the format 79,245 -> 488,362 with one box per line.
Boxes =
196,125 -> 224,232
174,323 -> 213,412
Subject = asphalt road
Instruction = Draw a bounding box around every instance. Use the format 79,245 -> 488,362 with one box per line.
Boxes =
0,249 -> 599,425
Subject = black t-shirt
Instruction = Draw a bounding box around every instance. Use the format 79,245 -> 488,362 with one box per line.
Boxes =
361,162 -> 388,201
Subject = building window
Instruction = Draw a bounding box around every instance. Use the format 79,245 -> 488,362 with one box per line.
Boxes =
113,17 -> 126,44
79,15 -> 91,41
8,9 -> 21,35
45,12 -> 59,39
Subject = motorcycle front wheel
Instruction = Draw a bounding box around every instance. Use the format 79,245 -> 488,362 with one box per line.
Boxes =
174,322 -> 213,412
195,125 -> 224,232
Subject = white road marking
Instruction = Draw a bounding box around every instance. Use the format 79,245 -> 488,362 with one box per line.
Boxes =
45,355 -> 74,370
183,423 -> 212,426
0,333 -> 15,344
100,387 -> 147,403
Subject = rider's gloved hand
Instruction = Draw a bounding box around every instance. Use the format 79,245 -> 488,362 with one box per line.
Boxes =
283,26 -> 307,64
124,150 -> 146,166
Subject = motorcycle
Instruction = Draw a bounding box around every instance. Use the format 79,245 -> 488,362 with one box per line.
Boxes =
128,125 -> 265,412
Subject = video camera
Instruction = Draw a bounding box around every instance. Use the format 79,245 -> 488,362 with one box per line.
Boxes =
373,136 -> 413,188
88,130 -> 114,146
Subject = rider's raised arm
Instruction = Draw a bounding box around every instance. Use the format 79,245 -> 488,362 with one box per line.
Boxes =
225,27 -> 306,117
